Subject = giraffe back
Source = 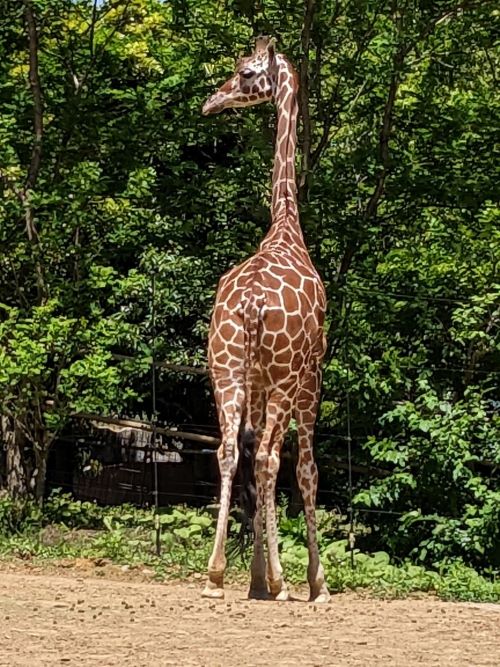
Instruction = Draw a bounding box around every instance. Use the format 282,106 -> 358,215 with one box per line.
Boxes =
209,247 -> 326,391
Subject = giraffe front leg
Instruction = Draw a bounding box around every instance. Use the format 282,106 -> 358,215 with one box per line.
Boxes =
262,446 -> 289,601
295,371 -> 330,603
257,392 -> 293,601
248,474 -> 268,599
296,444 -> 329,603
248,388 -> 269,600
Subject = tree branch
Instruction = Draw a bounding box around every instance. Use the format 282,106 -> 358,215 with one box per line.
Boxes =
334,0 -> 477,286
77,413 -> 220,446
309,7 -> 379,174
21,1 -> 47,303
111,353 -> 209,375
24,0 -> 43,193
51,0 -> 133,184
463,306 -> 500,386
297,0 -> 316,203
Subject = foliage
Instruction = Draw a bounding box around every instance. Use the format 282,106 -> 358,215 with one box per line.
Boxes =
0,492 -> 43,534
0,0 -> 498,574
352,386 -> 500,569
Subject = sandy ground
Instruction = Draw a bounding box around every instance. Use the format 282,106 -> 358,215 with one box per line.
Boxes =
0,563 -> 499,667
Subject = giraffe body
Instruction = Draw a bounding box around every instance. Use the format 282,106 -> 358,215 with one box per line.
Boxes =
202,37 -> 329,602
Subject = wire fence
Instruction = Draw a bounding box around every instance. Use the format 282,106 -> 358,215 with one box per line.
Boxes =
38,276 -> 499,559
48,425 -> 359,509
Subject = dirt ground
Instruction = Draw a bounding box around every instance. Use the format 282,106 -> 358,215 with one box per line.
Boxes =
0,562 -> 499,667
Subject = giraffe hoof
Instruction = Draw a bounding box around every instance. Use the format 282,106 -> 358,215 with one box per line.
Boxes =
202,585 -> 225,599
274,589 -> 291,602
248,588 -> 272,601
310,591 -> 330,604
268,577 -> 290,601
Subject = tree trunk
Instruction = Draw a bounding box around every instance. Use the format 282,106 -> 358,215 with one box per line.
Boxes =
34,454 -> 47,506
34,444 -> 48,506
1,416 -> 28,498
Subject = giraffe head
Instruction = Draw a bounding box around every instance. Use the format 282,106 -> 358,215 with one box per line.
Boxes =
202,36 -> 277,115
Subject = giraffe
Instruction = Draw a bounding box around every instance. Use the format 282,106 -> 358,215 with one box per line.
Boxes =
201,36 -> 329,603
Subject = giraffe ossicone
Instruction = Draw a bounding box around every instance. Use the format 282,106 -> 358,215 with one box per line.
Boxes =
202,36 -> 330,603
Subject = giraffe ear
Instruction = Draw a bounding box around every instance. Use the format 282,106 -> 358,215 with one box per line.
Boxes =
254,35 -> 269,53
255,35 -> 276,67
267,38 -> 276,65
255,35 -> 276,52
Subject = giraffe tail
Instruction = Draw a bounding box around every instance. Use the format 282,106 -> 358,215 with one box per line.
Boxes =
235,292 -> 263,544
237,426 -> 257,541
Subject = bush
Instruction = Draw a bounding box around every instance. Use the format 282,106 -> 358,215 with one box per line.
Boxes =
43,491 -> 107,529
353,389 -> 500,571
0,493 -> 42,534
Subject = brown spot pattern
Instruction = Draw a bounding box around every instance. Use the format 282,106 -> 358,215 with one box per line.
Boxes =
203,48 -> 329,601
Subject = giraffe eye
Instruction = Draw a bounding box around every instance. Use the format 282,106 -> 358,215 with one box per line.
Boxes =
239,69 -> 254,79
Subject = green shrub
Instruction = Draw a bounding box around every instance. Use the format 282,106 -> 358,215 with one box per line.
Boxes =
0,493 -> 42,534
436,560 -> 500,603
43,491 -> 106,529
354,390 -> 500,571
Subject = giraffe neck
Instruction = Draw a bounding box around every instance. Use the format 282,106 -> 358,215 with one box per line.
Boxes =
260,57 -> 307,253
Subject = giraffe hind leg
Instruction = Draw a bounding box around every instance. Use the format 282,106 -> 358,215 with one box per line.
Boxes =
202,381 -> 244,599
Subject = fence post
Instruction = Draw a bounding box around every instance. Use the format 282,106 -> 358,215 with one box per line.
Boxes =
345,284 -> 355,569
151,273 -> 161,556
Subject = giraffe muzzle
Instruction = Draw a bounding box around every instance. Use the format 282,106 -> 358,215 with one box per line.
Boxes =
202,95 -> 223,115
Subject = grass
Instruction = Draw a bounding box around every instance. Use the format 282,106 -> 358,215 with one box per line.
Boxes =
0,490 -> 498,603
